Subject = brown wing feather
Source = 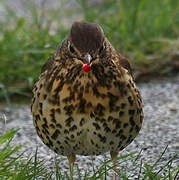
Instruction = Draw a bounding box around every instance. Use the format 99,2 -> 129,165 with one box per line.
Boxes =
117,53 -> 133,77
41,56 -> 54,73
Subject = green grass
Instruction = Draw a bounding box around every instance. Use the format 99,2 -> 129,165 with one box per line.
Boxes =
0,129 -> 178,179
0,129 -> 52,179
0,0 -> 179,103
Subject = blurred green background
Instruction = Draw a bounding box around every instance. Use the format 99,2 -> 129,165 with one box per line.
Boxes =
0,0 -> 179,104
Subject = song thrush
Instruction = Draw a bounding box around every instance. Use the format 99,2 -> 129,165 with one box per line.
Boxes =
31,21 -> 143,179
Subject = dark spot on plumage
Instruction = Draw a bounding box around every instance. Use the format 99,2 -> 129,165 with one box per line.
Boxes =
50,108 -> 55,114
104,127 -> 111,133
123,123 -> 129,128
93,131 -> 97,135
54,78 -> 65,94
65,136 -> 70,140
102,122 -> 108,128
98,133 -> 106,143
54,147 -> 59,153
108,92 -> 119,112
33,85 -> 37,91
51,118 -> 56,124
64,104 -> 74,116
112,118 -> 119,125
137,99 -> 142,106
73,80 -> 81,91
55,108 -> 61,114
39,133 -> 43,139
73,144 -> 79,151
108,116 -> 113,122
37,92 -> 40,98
42,123 -> 48,130
128,96 -> 134,106
60,145 -> 64,150
64,140 -> 68,145
120,135 -> 127,140
39,102 -> 42,109
76,132 -> 80,136
39,109 -> 43,115
66,64 -> 82,84
112,129 -> 117,134
100,118 -> 106,123
115,121 -> 121,129
140,115 -> 143,123
121,103 -> 126,109
126,135 -> 133,144
94,103 -> 105,116
135,125 -> 140,133
48,139 -> 53,147
35,114 -> 40,121
56,123 -> 62,129
32,98 -> 35,105
127,83 -> 130,89
129,109 -> 135,115
48,97 -> 60,106
116,129 -> 123,137
93,122 -> 101,130
107,69 -> 117,81
69,125 -> 77,131
95,117 -> 100,122
43,118 -> 47,124
118,141 -> 122,148
129,127 -> 133,133
77,98 -> 86,113
70,21 -> 104,54
46,68 -> 61,92
109,141 -> 114,145
91,139 -> 94,145
39,84 -> 43,89
46,135 -> 50,140
57,140 -> 61,145
51,129 -> 60,140
46,143 -> 51,148
50,123 -> 55,129
119,111 -> 124,117
92,83 -> 103,98
80,118 -> 85,126
87,102 -> 93,108
65,116 -> 74,127
85,82 -> 90,93
113,81 -> 123,89
137,108 -> 142,114
115,106 -> 120,112
129,116 -> 135,126
90,112 -> 95,118
35,125 -> 40,132
71,134 -> 75,139
64,129 -> 69,134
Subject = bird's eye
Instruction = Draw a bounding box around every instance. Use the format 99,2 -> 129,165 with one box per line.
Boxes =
69,45 -> 75,54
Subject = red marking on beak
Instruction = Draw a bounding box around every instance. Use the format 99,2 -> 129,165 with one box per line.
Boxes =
82,63 -> 91,72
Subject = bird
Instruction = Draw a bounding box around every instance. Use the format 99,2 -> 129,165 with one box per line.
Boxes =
31,21 -> 144,179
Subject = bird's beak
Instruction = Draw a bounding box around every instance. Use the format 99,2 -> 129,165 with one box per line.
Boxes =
84,53 -> 91,64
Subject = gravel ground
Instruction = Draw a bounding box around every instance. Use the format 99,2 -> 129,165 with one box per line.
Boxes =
0,74 -> 179,179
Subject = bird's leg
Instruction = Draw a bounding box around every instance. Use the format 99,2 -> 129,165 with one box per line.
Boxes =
110,151 -> 118,180
67,154 -> 76,180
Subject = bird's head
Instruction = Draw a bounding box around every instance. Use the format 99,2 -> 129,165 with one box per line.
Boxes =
59,21 -> 113,73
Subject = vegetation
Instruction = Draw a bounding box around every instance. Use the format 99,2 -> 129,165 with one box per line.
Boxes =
0,129 -> 178,179
0,0 -> 179,102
